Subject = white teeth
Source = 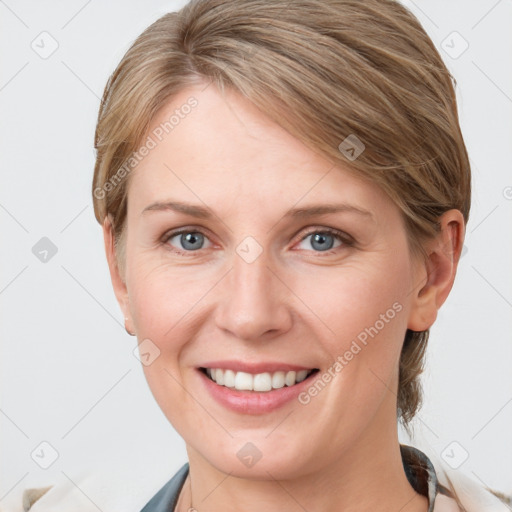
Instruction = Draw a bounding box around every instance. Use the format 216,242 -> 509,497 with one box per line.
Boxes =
253,372 -> 272,392
234,371 -> 253,391
204,368 -> 314,391
285,371 -> 296,386
223,369 -> 236,388
296,370 -> 308,383
215,368 -> 224,385
271,371 -> 285,389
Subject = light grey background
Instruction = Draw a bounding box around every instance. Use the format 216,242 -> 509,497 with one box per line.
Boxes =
1,0 -> 511,509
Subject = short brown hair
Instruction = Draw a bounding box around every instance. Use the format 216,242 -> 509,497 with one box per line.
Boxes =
92,0 -> 471,427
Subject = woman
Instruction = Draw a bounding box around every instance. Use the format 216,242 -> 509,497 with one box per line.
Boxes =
15,0 -> 510,511
92,0 -> 510,510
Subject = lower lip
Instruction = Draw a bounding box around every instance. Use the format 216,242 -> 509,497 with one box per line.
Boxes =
197,368 -> 318,415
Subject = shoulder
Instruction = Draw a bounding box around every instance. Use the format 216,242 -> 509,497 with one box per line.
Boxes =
3,463 -> 177,512
433,459 -> 512,511
3,473 -> 112,512
22,487 -> 53,511
0,485 -> 54,512
401,443 -> 511,512
433,492 -> 462,512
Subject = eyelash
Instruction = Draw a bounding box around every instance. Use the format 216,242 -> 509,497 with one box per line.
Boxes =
160,226 -> 354,256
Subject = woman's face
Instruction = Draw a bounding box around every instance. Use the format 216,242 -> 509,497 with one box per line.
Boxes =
110,82 -> 431,479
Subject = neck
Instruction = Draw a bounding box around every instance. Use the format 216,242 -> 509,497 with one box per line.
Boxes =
178,424 -> 428,512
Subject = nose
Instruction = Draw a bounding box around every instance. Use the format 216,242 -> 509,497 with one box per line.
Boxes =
213,246 -> 293,342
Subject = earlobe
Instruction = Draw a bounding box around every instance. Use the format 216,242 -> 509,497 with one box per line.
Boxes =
407,209 -> 465,332
102,216 -> 134,334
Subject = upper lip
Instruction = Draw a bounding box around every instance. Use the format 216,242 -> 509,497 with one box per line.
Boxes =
198,360 -> 317,374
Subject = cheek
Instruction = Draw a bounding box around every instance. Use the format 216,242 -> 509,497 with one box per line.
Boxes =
127,263 -> 203,416
291,253 -> 412,372
127,255 -> 211,339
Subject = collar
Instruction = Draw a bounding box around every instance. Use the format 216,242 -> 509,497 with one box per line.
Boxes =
400,444 -> 444,511
141,444 -> 444,512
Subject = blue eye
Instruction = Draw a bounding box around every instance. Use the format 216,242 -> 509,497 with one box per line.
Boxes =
162,227 -> 352,255
164,230 -> 212,252
296,228 -> 348,253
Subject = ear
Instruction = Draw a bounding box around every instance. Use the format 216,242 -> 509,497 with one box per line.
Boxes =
102,215 -> 135,335
407,209 -> 465,332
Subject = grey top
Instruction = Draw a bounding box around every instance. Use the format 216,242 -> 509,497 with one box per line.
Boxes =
140,444 -> 452,512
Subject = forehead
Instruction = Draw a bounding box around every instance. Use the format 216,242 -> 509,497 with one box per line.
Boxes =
127,83 -> 395,222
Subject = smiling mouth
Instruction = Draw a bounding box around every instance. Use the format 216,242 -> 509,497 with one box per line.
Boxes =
199,367 -> 320,392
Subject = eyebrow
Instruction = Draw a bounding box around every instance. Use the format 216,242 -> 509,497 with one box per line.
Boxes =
142,200 -> 373,220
